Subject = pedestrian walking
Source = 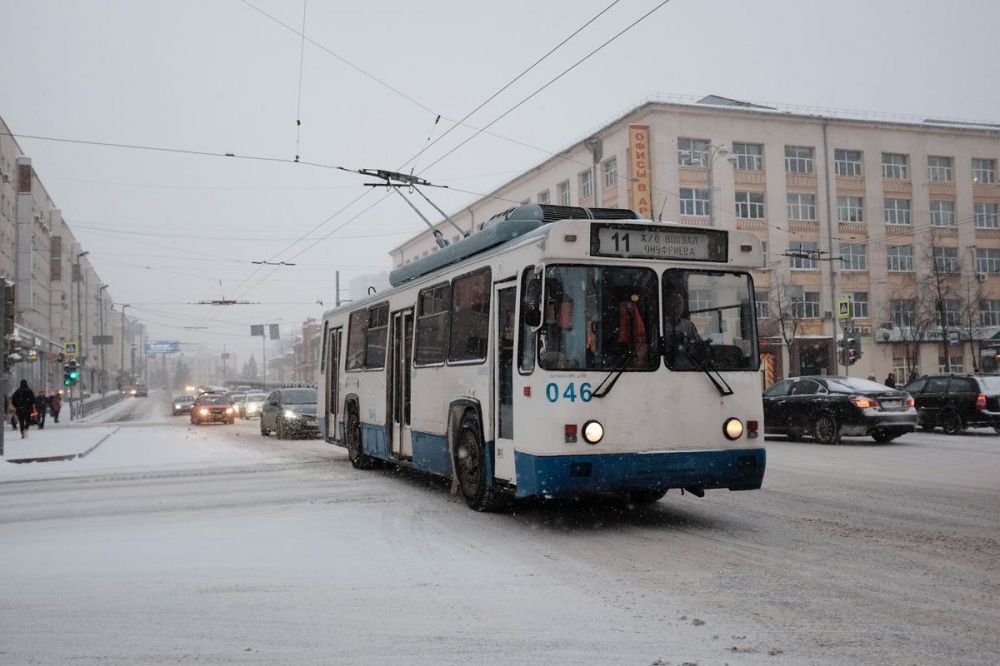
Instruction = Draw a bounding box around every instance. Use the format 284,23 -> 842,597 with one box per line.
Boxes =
49,392 -> 62,423
11,379 -> 36,439
884,372 -> 897,388
34,389 -> 48,429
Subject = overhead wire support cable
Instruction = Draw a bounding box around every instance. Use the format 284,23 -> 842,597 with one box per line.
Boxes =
294,0 -> 308,162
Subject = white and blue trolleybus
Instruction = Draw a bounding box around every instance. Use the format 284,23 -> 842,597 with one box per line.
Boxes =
318,204 -> 766,510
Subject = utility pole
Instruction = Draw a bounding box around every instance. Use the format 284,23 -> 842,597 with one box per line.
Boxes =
119,304 -> 129,383
335,270 -> 341,308
821,120 -> 841,376
98,285 -> 108,393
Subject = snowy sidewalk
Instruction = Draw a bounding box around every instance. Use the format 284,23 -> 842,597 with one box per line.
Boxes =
1,425 -> 118,464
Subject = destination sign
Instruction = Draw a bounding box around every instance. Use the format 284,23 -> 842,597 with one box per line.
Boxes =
590,223 -> 728,262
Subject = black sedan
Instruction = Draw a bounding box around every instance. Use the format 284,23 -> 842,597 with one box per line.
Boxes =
260,388 -> 319,439
763,376 -> 917,444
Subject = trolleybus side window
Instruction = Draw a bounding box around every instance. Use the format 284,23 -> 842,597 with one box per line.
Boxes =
449,267 -> 492,363
519,267 -> 539,373
365,302 -> 390,370
538,265 -> 659,371
320,321 -> 329,373
662,269 -> 759,372
346,309 -> 368,371
415,282 -> 450,366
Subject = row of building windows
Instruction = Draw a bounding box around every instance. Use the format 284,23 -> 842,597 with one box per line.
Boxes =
679,187 -> 1000,227
788,242 -> 1000,275
537,158 -> 621,207
676,139 -> 997,183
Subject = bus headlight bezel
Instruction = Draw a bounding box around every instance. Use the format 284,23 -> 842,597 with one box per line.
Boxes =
582,420 -> 604,445
723,417 -> 744,440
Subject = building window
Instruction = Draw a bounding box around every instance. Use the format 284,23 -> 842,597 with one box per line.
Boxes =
852,292 -> 869,318
981,300 -> 1000,326
415,283 -> 450,366
732,142 -> 764,171
880,153 -> 909,179
933,246 -> 959,273
791,291 -> 821,319
677,137 -> 709,166
449,268 -> 491,363
938,356 -> 964,373
761,241 -> 768,268
837,196 -> 864,222
975,202 -> 999,229
928,156 -> 953,181
976,248 -> 1000,274
603,158 -> 617,188
884,198 -> 911,225
890,299 -> 916,327
784,145 -> 815,173
735,191 -> 765,219
789,242 -> 818,270
557,180 -> 570,205
834,149 -> 863,176
972,158 -> 997,184
537,189 -> 549,204
888,245 -> 914,272
679,188 -> 710,217
930,200 -> 956,227
841,243 -> 867,271
941,299 -> 961,327
755,290 -> 770,319
786,193 -> 816,220
579,170 -> 594,199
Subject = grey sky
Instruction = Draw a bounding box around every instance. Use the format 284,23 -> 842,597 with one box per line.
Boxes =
1,0 -> 997,363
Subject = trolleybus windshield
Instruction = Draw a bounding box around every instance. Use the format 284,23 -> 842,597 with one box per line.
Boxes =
538,265 -> 659,371
662,269 -> 759,372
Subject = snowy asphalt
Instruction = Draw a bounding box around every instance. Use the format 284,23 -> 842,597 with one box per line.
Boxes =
0,392 -> 997,665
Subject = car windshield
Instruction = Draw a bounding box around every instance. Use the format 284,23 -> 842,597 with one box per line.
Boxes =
247,393 -> 267,402
173,396 -> 193,403
825,378 -> 895,393
282,389 -> 317,404
229,393 -> 246,402
199,395 -> 228,405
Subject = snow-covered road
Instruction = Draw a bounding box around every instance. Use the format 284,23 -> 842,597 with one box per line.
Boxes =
1,392 -> 997,665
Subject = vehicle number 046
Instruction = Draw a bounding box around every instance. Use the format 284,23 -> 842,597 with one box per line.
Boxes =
545,382 -> 593,403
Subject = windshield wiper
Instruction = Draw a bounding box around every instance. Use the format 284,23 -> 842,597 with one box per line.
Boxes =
673,344 -> 734,397
592,348 -> 632,399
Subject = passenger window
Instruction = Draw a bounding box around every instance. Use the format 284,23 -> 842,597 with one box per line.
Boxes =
926,377 -> 949,393
365,303 -> 389,370
904,378 -> 926,394
346,309 -> 368,371
449,268 -> 491,363
791,379 -> 819,395
415,283 -> 450,366
519,267 -> 537,373
949,377 -> 976,393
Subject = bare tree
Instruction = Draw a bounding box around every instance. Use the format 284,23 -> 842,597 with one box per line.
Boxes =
957,254 -> 985,372
770,272 -> 804,351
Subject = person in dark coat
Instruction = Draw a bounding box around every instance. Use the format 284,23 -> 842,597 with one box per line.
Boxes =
884,372 -> 897,388
49,392 -> 62,423
11,379 -> 35,439
34,390 -> 47,429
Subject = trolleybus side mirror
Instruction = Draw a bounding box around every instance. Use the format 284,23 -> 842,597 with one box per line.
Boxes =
523,277 -> 542,328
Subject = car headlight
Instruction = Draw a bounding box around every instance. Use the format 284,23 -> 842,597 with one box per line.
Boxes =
284,409 -> 299,419
174,403 -> 181,409
225,407 -> 234,414
582,420 -> 604,444
199,408 -> 209,416
723,417 -> 744,440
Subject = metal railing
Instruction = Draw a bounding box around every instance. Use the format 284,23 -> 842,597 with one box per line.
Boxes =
70,391 -> 126,420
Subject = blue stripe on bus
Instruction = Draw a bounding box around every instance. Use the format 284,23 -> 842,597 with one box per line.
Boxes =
513,448 -> 766,499
361,423 -> 390,459
411,431 -> 451,476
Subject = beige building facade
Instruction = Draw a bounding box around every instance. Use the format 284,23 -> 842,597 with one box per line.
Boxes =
389,97 -> 1000,383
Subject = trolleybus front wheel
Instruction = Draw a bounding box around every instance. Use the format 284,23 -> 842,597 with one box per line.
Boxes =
454,413 -> 508,512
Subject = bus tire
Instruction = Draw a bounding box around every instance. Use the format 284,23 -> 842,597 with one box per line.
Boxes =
454,413 -> 507,512
629,489 -> 668,504
346,409 -> 375,470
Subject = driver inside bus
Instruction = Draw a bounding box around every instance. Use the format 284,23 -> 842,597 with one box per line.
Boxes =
664,291 -> 702,368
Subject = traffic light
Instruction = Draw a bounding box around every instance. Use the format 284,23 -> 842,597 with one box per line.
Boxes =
846,332 -> 863,366
63,363 -> 72,387
65,359 -> 80,386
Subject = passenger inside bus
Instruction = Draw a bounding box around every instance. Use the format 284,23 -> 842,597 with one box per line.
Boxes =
663,290 -> 703,369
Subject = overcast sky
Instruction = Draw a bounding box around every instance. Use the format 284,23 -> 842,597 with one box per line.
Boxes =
2,0 -> 998,365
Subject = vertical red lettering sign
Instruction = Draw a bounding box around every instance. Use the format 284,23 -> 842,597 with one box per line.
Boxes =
627,125 -> 652,218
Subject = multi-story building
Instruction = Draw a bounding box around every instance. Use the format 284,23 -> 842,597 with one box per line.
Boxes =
292,318 -> 321,384
389,95 -> 1000,383
1,115 -> 134,393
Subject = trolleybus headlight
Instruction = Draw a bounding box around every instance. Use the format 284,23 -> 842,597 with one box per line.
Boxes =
723,417 -> 744,440
582,420 -> 604,444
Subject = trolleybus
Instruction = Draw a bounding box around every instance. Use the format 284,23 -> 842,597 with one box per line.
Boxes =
318,204 -> 766,510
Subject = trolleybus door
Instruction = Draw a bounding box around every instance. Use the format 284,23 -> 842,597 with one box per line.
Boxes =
388,308 -> 414,459
326,327 -> 342,442
493,284 -> 517,480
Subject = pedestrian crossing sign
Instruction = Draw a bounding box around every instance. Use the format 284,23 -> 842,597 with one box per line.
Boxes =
838,299 -> 852,320
64,340 -> 79,358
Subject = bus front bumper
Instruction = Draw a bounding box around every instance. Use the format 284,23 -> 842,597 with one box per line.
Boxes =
513,448 -> 766,499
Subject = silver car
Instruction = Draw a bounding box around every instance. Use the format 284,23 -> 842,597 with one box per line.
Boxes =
241,392 -> 267,419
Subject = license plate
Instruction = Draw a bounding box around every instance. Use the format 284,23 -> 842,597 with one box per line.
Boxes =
880,400 -> 900,409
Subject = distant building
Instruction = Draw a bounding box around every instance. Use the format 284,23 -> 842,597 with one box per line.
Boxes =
389,95 -> 1000,381
348,272 -> 390,304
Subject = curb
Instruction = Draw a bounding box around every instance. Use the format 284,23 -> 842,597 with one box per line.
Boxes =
4,427 -> 120,465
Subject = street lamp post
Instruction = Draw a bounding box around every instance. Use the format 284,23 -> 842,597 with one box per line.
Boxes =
98,284 -> 108,393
